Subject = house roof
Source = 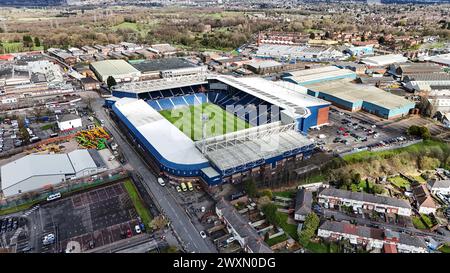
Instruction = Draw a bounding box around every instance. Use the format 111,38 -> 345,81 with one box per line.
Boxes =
295,188 -> 312,216
428,179 -> 450,189
58,114 -> 80,123
216,199 -> 273,253
319,187 -> 411,209
412,184 -> 437,209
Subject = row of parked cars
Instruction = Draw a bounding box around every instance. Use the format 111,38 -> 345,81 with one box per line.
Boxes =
0,217 -> 19,233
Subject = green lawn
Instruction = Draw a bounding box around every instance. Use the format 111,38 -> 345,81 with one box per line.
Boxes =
438,244 -> 450,253
123,179 -> 152,228
342,140 -> 449,163
273,190 -> 295,199
414,175 -> 427,184
113,22 -> 139,31
0,200 -> 39,216
305,241 -> 329,253
40,123 -> 55,130
412,216 -> 427,230
277,212 -> 298,241
159,103 -> 250,141
266,233 -> 289,246
1,42 -> 44,53
388,176 -> 411,190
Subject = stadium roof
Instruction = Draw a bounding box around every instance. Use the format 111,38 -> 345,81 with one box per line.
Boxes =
90,60 -> 140,79
113,98 -> 208,166
112,75 -> 208,94
212,76 -> 330,119
304,79 -> 415,110
361,54 -> 408,66
284,66 -> 356,84
131,58 -> 196,73
196,121 -> 313,172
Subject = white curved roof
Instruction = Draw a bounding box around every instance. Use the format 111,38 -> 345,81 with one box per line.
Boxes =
114,98 -> 208,166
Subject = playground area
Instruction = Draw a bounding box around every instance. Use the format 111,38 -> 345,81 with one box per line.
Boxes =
75,127 -> 110,150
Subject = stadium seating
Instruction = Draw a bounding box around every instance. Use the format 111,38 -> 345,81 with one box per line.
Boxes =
148,100 -> 162,111
161,89 -> 173,98
183,94 -> 197,105
158,98 -> 175,109
170,96 -> 188,107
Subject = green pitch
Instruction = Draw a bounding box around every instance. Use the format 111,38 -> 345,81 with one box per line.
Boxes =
159,103 -> 251,141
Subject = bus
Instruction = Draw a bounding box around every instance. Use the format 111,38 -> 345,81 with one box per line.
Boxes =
46,192 -> 61,201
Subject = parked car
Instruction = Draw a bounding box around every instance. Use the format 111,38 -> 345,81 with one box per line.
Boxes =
180,182 -> 187,192
176,186 -> 182,192
187,182 -> 194,191
134,225 -> 141,234
199,230 -> 207,239
127,229 -> 132,238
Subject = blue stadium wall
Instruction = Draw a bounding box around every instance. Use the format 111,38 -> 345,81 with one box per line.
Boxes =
112,90 -> 138,99
112,103 -> 223,185
297,104 -> 330,133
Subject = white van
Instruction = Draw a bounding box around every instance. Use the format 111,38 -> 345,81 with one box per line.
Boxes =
46,192 -> 61,201
157,178 -> 166,186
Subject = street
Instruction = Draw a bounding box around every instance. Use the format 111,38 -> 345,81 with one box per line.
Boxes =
91,97 -> 217,253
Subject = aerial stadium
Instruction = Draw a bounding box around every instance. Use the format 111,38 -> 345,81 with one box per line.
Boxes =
107,74 -> 330,186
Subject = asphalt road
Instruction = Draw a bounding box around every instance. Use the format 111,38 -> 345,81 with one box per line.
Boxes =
92,98 -> 217,253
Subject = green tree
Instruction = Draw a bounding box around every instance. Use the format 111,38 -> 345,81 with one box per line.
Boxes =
378,36 -> 386,45
261,189 -> 273,200
261,203 -> 282,227
34,37 -> 41,47
22,35 -> 33,48
107,76 -> 117,89
419,156 -> 440,170
298,212 -> 320,246
244,179 -> 258,198
309,32 -> 316,40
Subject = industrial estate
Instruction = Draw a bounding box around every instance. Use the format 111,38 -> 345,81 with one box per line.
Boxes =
0,0 -> 449,258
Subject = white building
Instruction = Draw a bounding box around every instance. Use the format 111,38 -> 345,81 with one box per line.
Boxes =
57,114 -> 82,131
318,188 -> 412,216
0,150 -> 107,197
428,179 -> 450,195
361,54 -> 408,67
318,221 -> 428,253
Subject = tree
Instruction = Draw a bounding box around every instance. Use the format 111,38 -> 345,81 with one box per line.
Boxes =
378,36 -> 386,45
309,32 -> 316,40
324,31 -> 331,39
261,189 -> 273,200
372,184 -> 384,194
22,35 -> 33,48
34,37 -> 41,47
243,179 -> 258,198
298,212 -> 320,246
419,156 -> 440,170
107,76 -> 117,89
261,203 -> 282,227
150,215 -> 168,230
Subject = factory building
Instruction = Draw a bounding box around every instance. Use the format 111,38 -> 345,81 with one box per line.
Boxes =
0,150 -> 107,197
282,66 -> 357,85
89,60 -> 141,83
361,54 -> 408,67
304,79 -> 415,119
130,58 -> 207,80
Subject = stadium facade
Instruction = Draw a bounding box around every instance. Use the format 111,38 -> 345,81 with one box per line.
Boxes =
109,75 -> 329,186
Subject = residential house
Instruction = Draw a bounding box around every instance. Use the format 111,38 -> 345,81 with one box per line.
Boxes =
294,188 -> 312,221
428,179 -> 450,195
412,184 -> 437,214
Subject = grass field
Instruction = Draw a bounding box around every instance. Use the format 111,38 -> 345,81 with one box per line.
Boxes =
159,103 -> 250,141
124,179 -> 152,229
388,176 -> 411,190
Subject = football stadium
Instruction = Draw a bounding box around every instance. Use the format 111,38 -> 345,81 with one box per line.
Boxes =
108,74 -> 330,186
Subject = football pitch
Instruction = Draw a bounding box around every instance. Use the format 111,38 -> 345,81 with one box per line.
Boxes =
159,103 -> 251,141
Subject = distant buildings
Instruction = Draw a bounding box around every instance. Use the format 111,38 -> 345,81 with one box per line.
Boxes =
344,45 -> 374,57
318,220 -> 428,253
0,150 -> 107,198
318,188 -> 412,216
255,44 -> 344,62
89,59 -> 141,83
148,43 -> 178,57
361,54 -> 408,67
130,58 -> 206,80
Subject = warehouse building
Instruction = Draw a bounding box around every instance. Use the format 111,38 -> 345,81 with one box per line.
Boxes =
131,58 -> 207,80
0,150 -> 107,197
403,73 -> 450,92
57,113 -> 82,131
244,60 -> 283,74
283,66 -> 357,85
361,54 -> 408,67
389,63 -> 442,81
255,44 -> 344,61
90,59 -> 141,83
304,79 -> 415,119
